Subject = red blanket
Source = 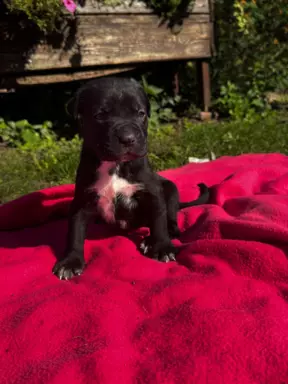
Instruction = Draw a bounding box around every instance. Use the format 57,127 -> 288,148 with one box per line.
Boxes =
1,153 -> 288,384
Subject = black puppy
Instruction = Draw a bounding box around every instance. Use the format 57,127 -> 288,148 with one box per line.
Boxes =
53,77 -> 209,280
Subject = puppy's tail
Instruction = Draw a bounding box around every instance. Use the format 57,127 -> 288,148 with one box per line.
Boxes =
178,183 -> 210,209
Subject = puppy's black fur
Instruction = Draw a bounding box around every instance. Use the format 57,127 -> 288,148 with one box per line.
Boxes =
53,77 -> 209,280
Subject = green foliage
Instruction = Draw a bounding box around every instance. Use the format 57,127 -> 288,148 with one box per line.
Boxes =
213,0 -> 288,119
0,118 -> 55,148
0,117 -> 81,179
141,76 -> 181,131
6,0 -> 63,32
216,81 -> 270,122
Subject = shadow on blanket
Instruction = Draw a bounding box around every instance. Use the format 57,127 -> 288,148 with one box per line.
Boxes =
1,154 -> 288,384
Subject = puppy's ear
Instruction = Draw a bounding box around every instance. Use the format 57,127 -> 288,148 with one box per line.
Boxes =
65,96 -> 76,119
65,89 -> 85,137
130,78 -> 151,118
145,95 -> 151,118
66,83 -> 89,119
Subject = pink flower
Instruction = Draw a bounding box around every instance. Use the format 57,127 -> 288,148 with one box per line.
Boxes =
62,0 -> 77,13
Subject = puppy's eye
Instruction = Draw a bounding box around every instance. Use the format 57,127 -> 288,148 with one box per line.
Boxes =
138,110 -> 146,119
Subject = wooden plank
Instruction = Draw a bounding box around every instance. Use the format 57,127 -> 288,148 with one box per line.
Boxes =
208,0 -> 216,55
15,66 -> 136,85
0,15 -> 212,73
77,0 -> 209,14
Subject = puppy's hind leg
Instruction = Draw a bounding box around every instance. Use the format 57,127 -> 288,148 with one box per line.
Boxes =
161,178 -> 181,239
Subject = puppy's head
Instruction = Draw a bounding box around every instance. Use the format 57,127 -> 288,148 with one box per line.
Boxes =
68,77 -> 150,162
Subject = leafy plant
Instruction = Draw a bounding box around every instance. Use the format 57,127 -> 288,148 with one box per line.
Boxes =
0,118 -> 55,148
141,76 -> 181,131
0,117 -> 81,172
213,0 -> 288,119
5,0 -> 64,32
216,81 -> 270,122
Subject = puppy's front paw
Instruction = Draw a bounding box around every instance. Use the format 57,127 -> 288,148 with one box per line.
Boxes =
52,254 -> 85,280
155,243 -> 177,263
139,237 -> 177,262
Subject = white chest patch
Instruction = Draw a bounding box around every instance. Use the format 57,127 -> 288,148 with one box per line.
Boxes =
92,161 -> 143,225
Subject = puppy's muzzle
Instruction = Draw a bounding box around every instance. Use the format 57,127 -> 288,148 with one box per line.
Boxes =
118,131 -> 137,147
116,124 -> 146,153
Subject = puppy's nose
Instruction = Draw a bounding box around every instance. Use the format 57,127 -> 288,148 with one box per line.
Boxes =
118,133 -> 136,146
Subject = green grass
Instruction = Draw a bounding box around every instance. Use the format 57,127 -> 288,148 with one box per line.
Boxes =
148,111 -> 288,169
1,112 -> 288,204
0,147 -> 79,203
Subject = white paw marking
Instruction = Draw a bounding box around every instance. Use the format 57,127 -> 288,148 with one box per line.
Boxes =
140,242 -> 150,255
119,220 -> 128,229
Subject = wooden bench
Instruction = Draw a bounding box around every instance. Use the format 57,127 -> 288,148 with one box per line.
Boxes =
0,0 -> 215,113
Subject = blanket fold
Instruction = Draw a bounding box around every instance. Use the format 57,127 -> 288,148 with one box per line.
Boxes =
1,153 -> 288,384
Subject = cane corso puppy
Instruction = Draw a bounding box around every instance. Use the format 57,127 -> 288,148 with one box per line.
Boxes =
53,77 -> 209,280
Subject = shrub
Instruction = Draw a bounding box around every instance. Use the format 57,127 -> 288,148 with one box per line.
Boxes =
0,118 -> 55,148
213,0 -> 288,119
141,76 -> 181,132
5,0 -> 63,32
